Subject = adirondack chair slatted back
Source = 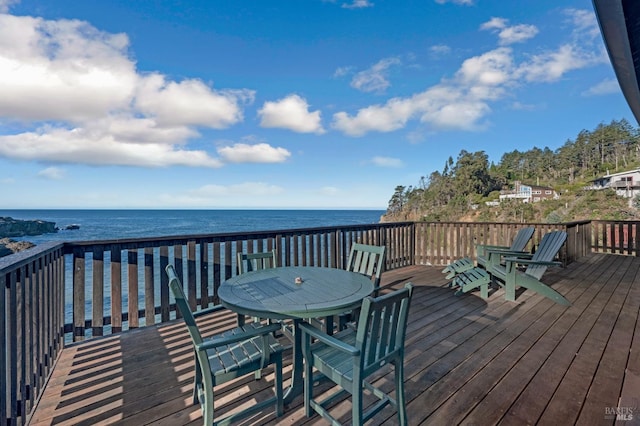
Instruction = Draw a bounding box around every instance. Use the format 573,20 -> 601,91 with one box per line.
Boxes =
356,283 -> 413,375
237,250 -> 277,274
166,265 -> 204,346
510,227 -> 536,251
347,243 -> 386,287
526,231 -> 567,280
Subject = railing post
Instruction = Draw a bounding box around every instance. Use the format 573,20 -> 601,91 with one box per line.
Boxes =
72,248 -> 85,341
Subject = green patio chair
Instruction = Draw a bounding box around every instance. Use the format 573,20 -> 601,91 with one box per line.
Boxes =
299,283 -> 413,426
237,249 -> 278,274
165,264 -> 284,426
337,243 -> 387,331
452,230 -> 570,305
236,249 -> 278,325
442,226 -> 535,279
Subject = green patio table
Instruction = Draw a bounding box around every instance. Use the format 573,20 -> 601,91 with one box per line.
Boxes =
218,266 -> 374,404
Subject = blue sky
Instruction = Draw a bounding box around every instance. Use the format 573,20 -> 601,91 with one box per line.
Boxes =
0,0 -> 635,209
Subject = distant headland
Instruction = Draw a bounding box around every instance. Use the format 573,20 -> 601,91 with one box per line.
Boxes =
0,216 -> 57,237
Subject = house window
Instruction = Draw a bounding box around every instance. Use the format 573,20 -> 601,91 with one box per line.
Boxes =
533,190 -> 541,195
545,190 -> 552,194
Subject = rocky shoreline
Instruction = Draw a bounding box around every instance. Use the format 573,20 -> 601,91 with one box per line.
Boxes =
0,237 -> 36,257
0,216 -> 58,258
0,216 -> 57,237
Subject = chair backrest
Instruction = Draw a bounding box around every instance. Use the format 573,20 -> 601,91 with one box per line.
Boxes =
355,283 -> 413,375
346,243 -> 386,286
510,227 -> 536,251
526,231 -> 567,280
237,250 -> 277,274
165,264 -> 204,346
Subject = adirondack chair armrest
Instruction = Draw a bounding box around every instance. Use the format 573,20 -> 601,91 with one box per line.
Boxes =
476,243 -> 509,251
504,257 -> 562,266
486,249 -> 531,257
192,304 -> 226,318
196,322 -> 282,351
503,257 -> 562,273
299,322 -> 360,356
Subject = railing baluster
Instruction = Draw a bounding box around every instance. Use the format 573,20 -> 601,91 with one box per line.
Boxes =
144,247 -> 155,326
73,248 -> 85,341
111,246 -> 122,333
92,247 -> 104,337
127,249 -> 139,329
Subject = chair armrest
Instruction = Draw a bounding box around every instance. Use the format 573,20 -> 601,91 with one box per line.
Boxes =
486,250 -> 532,258
503,257 -> 562,267
196,322 -> 281,351
299,322 -> 360,356
476,244 -> 509,251
193,304 -> 226,318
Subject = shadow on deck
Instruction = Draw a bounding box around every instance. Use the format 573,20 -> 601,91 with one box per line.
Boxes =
29,253 -> 640,425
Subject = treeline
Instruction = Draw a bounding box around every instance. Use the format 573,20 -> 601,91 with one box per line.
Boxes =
386,118 -> 640,222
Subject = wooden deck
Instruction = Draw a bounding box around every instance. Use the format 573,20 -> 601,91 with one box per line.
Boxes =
29,253 -> 640,425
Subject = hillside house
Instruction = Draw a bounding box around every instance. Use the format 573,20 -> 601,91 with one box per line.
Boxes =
499,181 -> 558,203
589,169 -> 640,199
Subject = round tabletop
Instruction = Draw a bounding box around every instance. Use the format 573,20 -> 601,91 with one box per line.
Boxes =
219,266 -> 374,320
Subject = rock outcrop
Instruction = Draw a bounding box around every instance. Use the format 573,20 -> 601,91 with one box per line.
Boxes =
0,237 -> 35,257
0,216 -> 57,238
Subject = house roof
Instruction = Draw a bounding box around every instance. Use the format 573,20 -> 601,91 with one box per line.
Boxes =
593,0 -> 640,125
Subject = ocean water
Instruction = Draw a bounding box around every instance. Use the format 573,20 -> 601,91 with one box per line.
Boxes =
1,209 -> 386,244
2,209 -> 387,337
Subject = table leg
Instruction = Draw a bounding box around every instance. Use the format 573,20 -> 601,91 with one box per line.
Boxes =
283,318 -> 303,405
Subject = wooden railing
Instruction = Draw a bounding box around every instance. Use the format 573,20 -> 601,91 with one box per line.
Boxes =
0,218 -> 615,425
64,222 -> 414,342
413,220 -> 592,266
592,220 -> 640,256
1,242 -> 65,425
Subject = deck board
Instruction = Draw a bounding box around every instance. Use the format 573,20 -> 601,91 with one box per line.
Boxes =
29,253 -> 640,425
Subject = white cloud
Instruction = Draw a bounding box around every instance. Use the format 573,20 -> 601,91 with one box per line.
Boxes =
188,182 -> 284,197
333,10 -> 603,137
0,14 -> 253,168
135,74 -> 254,128
480,17 -> 538,45
565,8 -> 600,40
342,0 -> 373,9
0,177 -> 15,184
0,0 -> 19,14
434,0 -> 474,5
582,79 -> 620,96
332,48 -> 512,136
430,44 -> 451,56
351,57 -> 401,93
318,186 -> 340,196
217,143 -> 291,163
0,124 -> 222,167
258,94 -> 325,133
518,44 -> 602,82
37,167 -> 65,180
334,66 -> 353,78
371,156 -> 403,168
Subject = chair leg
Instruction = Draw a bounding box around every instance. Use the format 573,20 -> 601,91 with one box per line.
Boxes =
395,360 -> 407,426
193,359 -> 202,405
274,355 -> 284,417
304,351 -> 313,418
353,377 -> 363,426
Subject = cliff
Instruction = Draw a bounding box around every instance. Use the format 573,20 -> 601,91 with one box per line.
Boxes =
0,216 -> 57,238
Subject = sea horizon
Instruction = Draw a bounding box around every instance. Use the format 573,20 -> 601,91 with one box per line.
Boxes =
1,209 -> 387,245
